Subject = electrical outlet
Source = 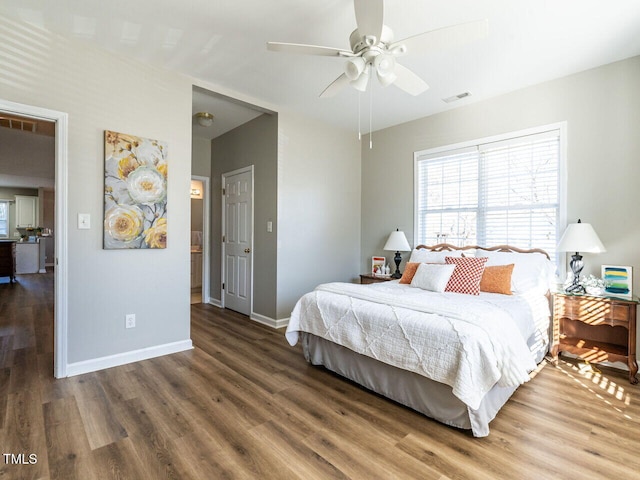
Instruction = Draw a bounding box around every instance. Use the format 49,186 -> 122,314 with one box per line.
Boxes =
125,314 -> 136,328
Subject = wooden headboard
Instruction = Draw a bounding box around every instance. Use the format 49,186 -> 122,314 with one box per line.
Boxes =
415,243 -> 550,260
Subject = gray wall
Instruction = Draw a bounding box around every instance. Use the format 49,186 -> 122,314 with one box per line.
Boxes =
1,16 -> 193,365
191,136 -> 212,178
361,55 -> 640,297
210,113 -> 279,319
276,112 -> 362,319
0,128 -> 55,186
191,198 -> 203,232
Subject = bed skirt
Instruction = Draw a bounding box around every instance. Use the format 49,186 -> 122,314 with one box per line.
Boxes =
302,332 -> 527,437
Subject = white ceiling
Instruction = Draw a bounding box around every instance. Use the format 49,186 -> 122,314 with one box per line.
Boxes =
3,0 -> 640,136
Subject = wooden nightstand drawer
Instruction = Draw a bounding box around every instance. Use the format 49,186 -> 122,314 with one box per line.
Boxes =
555,295 -> 631,327
360,274 -> 393,284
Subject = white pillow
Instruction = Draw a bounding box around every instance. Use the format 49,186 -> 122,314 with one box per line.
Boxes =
410,263 -> 456,292
409,248 -> 465,264
474,250 -> 554,294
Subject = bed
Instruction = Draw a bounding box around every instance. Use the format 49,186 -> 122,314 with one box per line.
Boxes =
285,244 -> 554,437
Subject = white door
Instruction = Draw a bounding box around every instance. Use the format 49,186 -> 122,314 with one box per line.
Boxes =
223,168 -> 253,315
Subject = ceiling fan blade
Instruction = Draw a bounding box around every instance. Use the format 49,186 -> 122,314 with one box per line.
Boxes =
354,0 -> 384,43
267,42 -> 352,57
319,73 -> 351,98
390,19 -> 488,56
393,64 -> 429,96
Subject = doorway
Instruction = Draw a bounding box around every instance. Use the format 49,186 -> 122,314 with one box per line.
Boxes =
0,98 -> 68,378
190,175 -> 210,304
222,166 -> 253,315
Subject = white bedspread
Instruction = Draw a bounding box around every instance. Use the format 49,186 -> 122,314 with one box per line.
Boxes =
286,281 -> 540,410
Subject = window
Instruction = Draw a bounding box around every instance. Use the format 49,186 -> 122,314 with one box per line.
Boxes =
415,126 -> 564,261
0,201 -> 9,238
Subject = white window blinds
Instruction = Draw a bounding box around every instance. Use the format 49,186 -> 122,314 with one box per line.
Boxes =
415,129 -> 560,259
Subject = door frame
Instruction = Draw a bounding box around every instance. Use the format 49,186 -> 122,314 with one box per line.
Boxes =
191,175 -> 210,303
0,98 -> 69,378
221,165 -> 254,312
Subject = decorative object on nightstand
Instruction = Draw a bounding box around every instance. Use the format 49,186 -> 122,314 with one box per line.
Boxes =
557,219 -> 606,293
552,292 -> 638,384
371,256 -> 387,275
383,229 -> 411,279
602,265 -> 633,299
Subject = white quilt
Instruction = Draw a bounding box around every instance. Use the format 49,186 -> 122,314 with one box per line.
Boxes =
286,281 -> 539,410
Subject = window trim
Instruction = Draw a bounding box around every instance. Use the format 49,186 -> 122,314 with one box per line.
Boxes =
413,122 -> 567,272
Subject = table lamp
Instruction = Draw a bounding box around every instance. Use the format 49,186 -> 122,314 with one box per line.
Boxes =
557,219 -> 606,293
383,229 -> 411,279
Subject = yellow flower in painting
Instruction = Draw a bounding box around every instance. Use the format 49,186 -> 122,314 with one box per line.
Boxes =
157,163 -> 168,178
126,166 -> 167,205
144,218 -> 167,249
104,205 -> 144,243
117,155 -> 139,179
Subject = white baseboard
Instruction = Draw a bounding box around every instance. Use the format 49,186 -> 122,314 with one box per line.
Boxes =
65,339 -> 193,377
250,311 -> 289,329
208,297 -> 223,308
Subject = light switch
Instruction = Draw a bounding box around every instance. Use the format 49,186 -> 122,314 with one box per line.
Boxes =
78,213 -> 91,229
267,221 -> 273,233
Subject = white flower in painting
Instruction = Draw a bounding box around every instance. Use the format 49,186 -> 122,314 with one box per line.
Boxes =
104,204 -> 144,243
133,138 -> 166,167
126,166 -> 167,205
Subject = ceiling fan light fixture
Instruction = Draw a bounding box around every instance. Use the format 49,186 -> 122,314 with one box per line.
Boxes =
345,57 -> 366,81
377,70 -> 397,87
194,112 -> 214,127
374,53 -> 396,77
350,65 -> 370,91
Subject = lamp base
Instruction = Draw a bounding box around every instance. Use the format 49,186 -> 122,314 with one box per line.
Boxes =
565,252 -> 585,294
391,251 -> 402,279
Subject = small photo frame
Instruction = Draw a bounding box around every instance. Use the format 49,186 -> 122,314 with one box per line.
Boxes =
601,265 -> 633,299
372,256 -> 386,275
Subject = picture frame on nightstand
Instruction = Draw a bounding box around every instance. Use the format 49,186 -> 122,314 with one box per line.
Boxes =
602,265 -> 633,299
371,256 -> 386,275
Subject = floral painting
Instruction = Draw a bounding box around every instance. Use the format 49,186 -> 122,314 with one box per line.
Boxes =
104,130 -> 167,249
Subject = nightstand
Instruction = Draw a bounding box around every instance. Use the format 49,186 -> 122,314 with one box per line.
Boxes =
360,274 -> 394,285
552,292 -> 638,384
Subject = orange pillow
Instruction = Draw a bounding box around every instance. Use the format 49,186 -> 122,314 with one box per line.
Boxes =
480,264 -> 515,295
399,262 -> 421,284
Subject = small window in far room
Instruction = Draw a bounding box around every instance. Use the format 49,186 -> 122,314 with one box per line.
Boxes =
414,124 -> 565,263
0,201 -> 9,238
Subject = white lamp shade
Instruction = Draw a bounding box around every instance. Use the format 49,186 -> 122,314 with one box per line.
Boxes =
557,222 -> 606,253
384,230 -> 411,252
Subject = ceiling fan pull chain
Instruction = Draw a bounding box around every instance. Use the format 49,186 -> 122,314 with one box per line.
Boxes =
358,92 -> 362,140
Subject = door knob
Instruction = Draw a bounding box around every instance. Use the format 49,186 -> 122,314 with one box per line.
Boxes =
244,248 -> 251,253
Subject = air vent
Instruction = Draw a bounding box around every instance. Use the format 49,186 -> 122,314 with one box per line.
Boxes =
442,91 -> 472,104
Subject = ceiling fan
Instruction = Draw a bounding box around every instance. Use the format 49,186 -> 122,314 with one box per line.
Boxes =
267,0 -> 488,98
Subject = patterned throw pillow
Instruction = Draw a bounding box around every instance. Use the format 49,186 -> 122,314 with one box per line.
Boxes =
444,256 -> 488,295
480,264 -> 515,295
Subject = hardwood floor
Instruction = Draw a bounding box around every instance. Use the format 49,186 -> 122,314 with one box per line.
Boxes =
1,272 -> 640,479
